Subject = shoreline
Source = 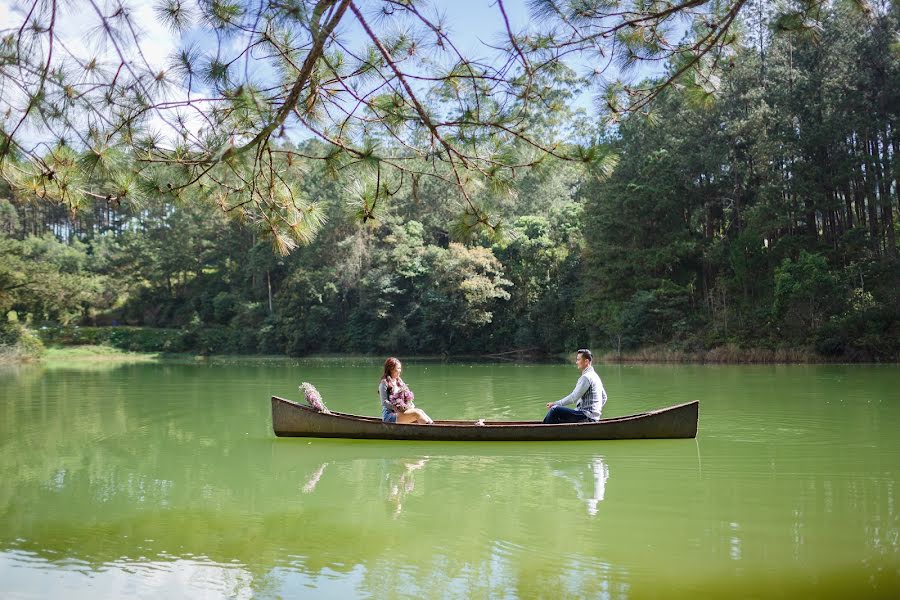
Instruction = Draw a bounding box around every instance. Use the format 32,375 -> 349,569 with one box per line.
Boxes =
600,345 -> 824,365
2,343 -> 896,366
600,344 -> 896,364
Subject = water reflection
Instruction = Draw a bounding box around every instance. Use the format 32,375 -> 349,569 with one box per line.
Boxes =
302,463 -> 328,494
551,457 -> 610,517
385,458 -> 429,517
2,361 -> 899,599
0,551 -> 257,600
587,458 -> 610,516
300,456 -> 431,518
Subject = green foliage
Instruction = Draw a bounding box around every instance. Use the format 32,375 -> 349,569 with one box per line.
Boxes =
773,251 -> 844,341
578,3 -> 899,359
1,2 -> 898,362
0,198 -> 20,234
0,315 -> 45,360
0,235 -> 113,325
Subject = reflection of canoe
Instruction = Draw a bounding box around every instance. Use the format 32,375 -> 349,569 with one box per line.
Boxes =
271,396 -> 699,441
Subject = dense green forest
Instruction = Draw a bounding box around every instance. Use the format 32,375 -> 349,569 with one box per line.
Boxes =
1,4 -> 898,361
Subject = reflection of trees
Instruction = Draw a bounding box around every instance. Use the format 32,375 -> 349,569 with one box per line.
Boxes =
2,363 -> 899,598
1,372 -> 629,600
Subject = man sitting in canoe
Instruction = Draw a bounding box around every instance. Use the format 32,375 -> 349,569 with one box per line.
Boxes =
543,349 -> 607,424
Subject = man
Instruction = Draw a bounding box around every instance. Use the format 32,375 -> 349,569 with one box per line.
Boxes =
543,349 -> 607,424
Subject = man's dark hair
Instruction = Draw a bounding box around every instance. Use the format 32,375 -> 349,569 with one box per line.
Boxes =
577,348 -> 593,362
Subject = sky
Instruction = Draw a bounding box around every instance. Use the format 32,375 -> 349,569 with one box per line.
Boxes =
0,0 -> 542,90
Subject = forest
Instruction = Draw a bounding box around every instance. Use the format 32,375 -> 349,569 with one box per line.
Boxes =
1,1 -> 898,362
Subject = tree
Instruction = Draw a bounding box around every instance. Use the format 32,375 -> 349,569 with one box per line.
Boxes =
0,234 -> 113,324
773,250 -> 843,340
422,242 -> 511,349
0,0 -> 849,252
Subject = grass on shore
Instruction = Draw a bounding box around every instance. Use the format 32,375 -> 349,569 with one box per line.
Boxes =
42,345 -> 160,363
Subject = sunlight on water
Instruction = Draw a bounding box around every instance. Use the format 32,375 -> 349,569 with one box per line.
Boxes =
0,550 -> 256,599
1,360 -> 898,598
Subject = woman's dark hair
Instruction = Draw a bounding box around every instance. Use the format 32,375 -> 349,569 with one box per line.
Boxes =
382,357 -> 401,381
577,349 -> 593,362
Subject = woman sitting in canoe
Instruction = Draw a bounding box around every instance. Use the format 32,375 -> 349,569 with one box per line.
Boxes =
379,357 -> 433,424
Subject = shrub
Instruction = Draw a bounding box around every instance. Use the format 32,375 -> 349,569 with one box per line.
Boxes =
0,315 -> 45,361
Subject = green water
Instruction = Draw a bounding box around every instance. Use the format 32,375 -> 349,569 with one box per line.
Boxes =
1,359 -> 898,598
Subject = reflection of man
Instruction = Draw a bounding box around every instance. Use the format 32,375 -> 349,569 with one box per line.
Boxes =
551,457 -> 610,517
586,457 -> 610,516
543,349 -> 607,424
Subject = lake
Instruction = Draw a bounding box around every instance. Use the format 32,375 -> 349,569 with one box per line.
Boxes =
1,359 -> 898,598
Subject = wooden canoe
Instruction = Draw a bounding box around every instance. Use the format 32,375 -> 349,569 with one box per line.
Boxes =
271,396 -> 699,441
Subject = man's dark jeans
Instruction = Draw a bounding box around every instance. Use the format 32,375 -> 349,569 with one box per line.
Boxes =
543,406 -> 590,424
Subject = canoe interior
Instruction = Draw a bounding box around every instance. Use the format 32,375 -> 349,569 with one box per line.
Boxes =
271,396 -> 699,441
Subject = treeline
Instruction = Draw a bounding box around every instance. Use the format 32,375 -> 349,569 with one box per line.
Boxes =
1,4 -> 898,361
579,4 -> 900,360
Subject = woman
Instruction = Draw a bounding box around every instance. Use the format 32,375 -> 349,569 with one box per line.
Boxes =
379,357 -> 433,424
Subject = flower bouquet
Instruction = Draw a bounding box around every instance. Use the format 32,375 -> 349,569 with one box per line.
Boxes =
388,384 -> 415,412
300,382 -> 330,414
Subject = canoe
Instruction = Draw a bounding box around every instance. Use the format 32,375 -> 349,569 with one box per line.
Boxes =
271,396 -> 699,441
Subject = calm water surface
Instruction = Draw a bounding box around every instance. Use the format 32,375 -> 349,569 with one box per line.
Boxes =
1,359 -> 898,598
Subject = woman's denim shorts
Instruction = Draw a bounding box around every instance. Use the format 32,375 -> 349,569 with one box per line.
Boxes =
382,407 -> 397,423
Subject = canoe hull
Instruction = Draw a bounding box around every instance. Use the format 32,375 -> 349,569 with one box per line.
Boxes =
271,396 -> 699,441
